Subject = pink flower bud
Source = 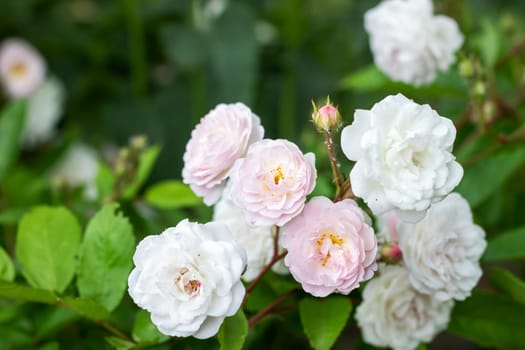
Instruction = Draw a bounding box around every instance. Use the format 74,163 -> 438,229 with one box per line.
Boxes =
379,242 -> 402,264
312,97 -> 340,130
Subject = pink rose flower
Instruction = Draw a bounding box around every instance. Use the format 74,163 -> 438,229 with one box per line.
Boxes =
0,38 -> 46,99
229,139 -> 316,226
182,103 -> 264,205
280,196 -> 377,297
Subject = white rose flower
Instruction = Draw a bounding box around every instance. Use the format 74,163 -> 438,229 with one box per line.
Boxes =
51,143 -> 99,200
399,193 -> 486,301
0,38 -> 46,98
213,187 -> 287,282
364,0 -> 464,86
128,219 -> 247,339
22,77 -> 66,148
341,93 -> 463,222
356,265 -> 453,350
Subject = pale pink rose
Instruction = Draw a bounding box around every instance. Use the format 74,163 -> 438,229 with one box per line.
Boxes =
229,139 -> 316,227
182,103 -> 264,205
280,196 -> 377,297
0,38 -> 46,99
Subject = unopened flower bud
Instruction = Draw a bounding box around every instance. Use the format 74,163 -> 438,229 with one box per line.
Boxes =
459,58 -> 474,79
130,135 -> 147,151
473,81 -> 486,97
312,97 -> 341,131
380,242 -> 402,264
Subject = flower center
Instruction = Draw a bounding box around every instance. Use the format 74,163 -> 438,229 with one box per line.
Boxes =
315,231 -> 345,266
271,166 -> 285,185
184,280 -> 201,296
8,62 -> 27,78
173,267 -> 201,297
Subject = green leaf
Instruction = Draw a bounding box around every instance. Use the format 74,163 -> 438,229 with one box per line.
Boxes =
96,163 -> 116,202
34,307 -> 78,339
299,296 -> 352,350
0,100 -> 27,181
16,206 -> 82,293
144,180 -> 202,209
340,65 -> 389,92
61,296 -> 110,320
340,65 -> 465,97
471,18 -> 503,67
456,146 -> 525,208
0,281 -> 57,303
105,336 -> 135,350
217,309 -> 248,350
122,145 -> 161,199
489,268 -> 525,305
449,291 -> 525,349
77,203 -> 135,311
483,226 -> 525,262
0,246 -> 15,282
132,309 -> 169,346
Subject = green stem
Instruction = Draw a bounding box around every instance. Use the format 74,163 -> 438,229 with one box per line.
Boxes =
96,320 -> 135,344
123,0 -> 148,97
324,130 -> 345,199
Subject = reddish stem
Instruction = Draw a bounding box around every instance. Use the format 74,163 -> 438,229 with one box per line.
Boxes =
248,289 -> 297,328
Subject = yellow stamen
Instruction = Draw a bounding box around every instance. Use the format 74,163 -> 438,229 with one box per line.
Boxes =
316,231 -> 344,266
9,62 -> 27,78
272,166 -> 285,185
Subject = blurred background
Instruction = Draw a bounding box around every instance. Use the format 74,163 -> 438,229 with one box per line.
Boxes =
0,0 -> 522,182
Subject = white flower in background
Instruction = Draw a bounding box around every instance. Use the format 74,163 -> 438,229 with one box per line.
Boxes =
22,77 -> 66,147
341,93 -> 463,223
51,143 -> 99,200
213,187 -> 288,282
0,38 -> 46,98
182,103 -> 264,206
356,265 -> 453,350
364,0 -> 464,86
399,193 -> 486,301
128,219 -> 247,339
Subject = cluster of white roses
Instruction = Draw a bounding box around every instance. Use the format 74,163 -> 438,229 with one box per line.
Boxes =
0,38 -> 66,147
128,95 -> 485,347
356,192 -> 486,350
126,0 -> 485,347
342,94 -> 485,350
